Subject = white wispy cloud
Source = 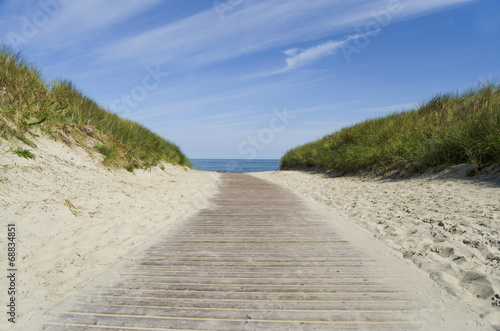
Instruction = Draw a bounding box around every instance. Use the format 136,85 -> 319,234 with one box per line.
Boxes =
4,0 -> 474,74
398,0 -> 476,19
1,0 -> 162,50
98,0 -> 474,69
279,33 -> 376,73
100,0 -> 365,66
282,41 -> 346,71
125,73 -> 327,122
242,32 -> 378,78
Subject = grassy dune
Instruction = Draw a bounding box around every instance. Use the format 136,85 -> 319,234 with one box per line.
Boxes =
281,84 -> 500,175
0,46 -> 191,170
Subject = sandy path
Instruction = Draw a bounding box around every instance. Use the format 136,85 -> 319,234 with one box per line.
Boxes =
0,137 -> 220,330
253,169 -> 500,328
39,173 -> 489,330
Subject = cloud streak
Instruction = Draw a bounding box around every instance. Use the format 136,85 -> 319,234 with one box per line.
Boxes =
282,40 -> 347,72
1,0 -> 163,51
98,0 -> 474,69
4,0 -> 474,76
279,32 -> 378,73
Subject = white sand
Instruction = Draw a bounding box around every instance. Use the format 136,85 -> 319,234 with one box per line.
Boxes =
0,136 -> 219,330
254,168 -> 500,328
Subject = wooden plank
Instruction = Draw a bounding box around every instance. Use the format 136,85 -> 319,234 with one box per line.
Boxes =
43,313 -> 422,330
68,295 -> 421,311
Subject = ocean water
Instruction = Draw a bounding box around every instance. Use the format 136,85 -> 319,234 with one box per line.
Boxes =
191,159 -> 280,173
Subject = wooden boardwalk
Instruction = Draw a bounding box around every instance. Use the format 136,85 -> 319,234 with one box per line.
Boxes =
41,173 -> 435,330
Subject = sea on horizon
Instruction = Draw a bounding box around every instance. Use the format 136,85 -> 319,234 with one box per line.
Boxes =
191,159 -> 280,173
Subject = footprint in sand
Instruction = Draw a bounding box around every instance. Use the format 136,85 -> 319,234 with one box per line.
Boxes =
460,271 -> 495,299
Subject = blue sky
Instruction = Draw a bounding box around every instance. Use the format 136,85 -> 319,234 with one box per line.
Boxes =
1,0 -> 499,159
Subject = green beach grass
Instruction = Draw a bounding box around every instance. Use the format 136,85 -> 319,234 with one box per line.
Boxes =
0,46 -> 191,170
281,83 -> 500,176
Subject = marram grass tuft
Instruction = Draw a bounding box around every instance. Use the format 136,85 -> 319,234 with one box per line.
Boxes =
0,46 -> 191,170
281,83 -> 500,175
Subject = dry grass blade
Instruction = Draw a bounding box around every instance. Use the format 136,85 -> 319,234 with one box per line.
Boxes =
64,199 -> 79,217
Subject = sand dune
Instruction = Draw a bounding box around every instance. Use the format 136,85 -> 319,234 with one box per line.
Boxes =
0,137 -> 219,330
254,169 -> 500,328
